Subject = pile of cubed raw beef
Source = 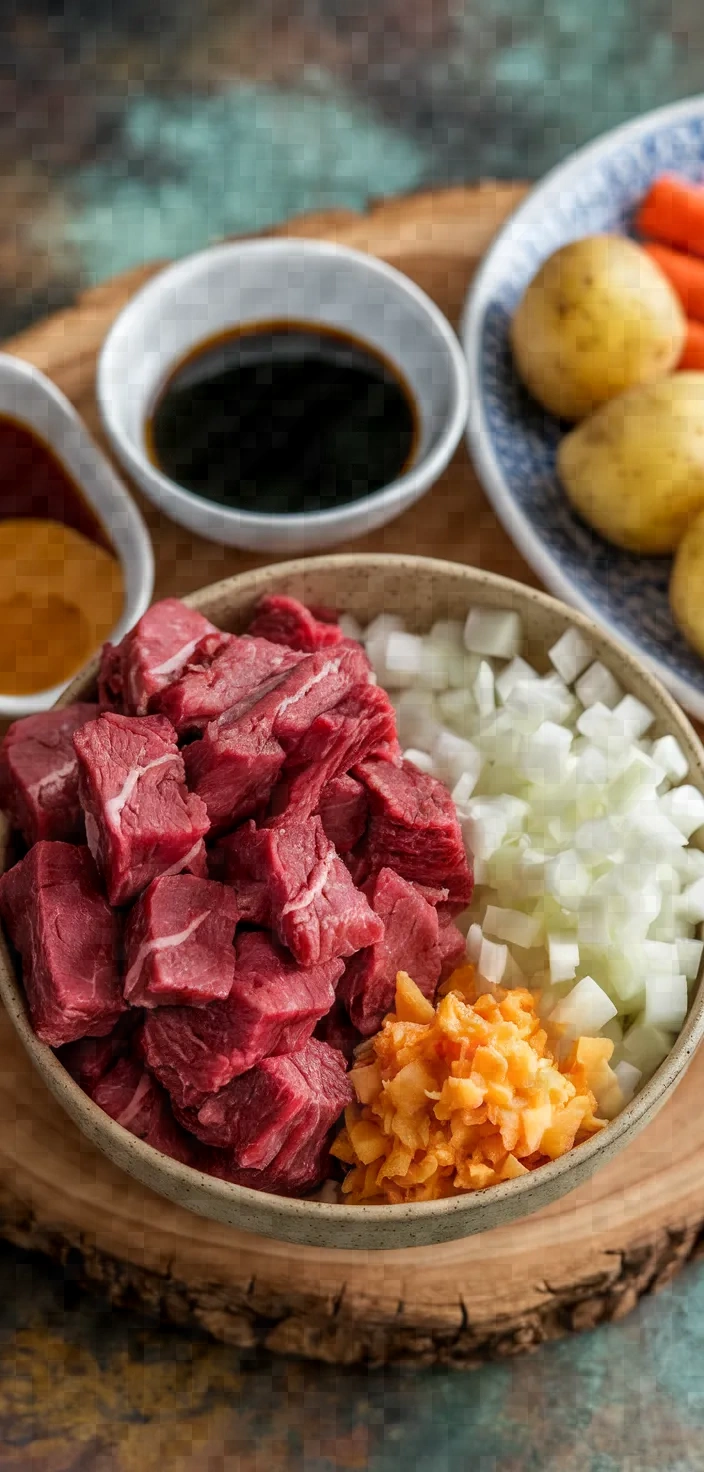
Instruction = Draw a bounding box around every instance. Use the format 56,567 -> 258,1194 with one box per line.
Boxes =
0,595 -> 473,1197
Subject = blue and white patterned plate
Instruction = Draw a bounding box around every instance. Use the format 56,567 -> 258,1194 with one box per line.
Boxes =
461,96 -> 704,720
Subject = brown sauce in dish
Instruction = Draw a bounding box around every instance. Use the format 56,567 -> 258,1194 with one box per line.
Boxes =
146,320 -> 418,516
0,417 -> 123,696
0,416 -> 113,552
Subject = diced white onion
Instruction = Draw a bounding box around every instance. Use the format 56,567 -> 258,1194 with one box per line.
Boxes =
365,612 -> 404,645
548,935 -> 579,984
549,976 -> 617,1039
452,770 -> 480,808
338,613 -> 363,641
495,656 -> 539,705
575,661 -> 622,709
369,604 -> 702,1122
403,748 -> 435,774
659,785 -> 704,839
677,877 -> 704,924
644,971 -> 688,1032
384,630 -> 425,685
545,850 -> 590,909
466,923 -> 483,963
549,627 -> 593,685
677,937 -> 704,981
464,607 -> 522,659
483,905 -> 543,949
519,721 -> 573,783
651,735 -> 689,785
473,660 -> 495,719
612,694 -> 655,740
478,936 -> 508,985
621,1021 -> 673,1080
432,730 -> 481,790
613,1060 -> 642,1102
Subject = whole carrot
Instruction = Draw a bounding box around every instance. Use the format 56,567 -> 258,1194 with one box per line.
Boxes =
637,175 -> 704,258
678,319 -> 704,370
644,242 -> 704,322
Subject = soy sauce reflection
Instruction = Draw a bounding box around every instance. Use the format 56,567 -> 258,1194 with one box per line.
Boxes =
147,321 -> 418,516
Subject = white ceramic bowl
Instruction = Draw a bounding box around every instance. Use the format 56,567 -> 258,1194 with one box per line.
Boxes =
0,355 -> 154,719
97,239 -> 469,553
1,555 -> 703,1250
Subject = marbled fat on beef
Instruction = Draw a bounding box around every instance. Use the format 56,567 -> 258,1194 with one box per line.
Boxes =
74,713 -> 209,906
0,841 -> 123,1047
185,645 -> 370,833
246,594 -> 343,652
99,599 -> 219,715
202,1039 -> 353,1195
154,633 -> 303,735
91,1056 -> 194,1164
123,874 -> 238,1008
280,682 -> 397,815
222,815 -> 383,967
142,930 -> 343,1108
354,757 -> 474,906
0,703 -> 99,845
340,867 -> 443,1035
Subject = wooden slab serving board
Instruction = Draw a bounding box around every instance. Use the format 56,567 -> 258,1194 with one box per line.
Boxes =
1,182 -> 704,1368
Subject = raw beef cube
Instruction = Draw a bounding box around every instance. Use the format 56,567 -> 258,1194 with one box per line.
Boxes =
223,815 -> 383,967
271,645 -> 371,751
99,599 -> 219,715
204,1039 -> 353,1195
355,758 -> 474,907
0,703 -> 98,845
184,647 -> 369,833
210,834 -> 271,925
154,634 -> 303,735
185,704 -> 287,835
58,1013 -> 140,1096
280,683 -> 397,815
247,594 -> 343,652
340,867 -> 442,1035
142,930 -> 343,1108
92,1056 -> 194,1164
0,841 -> 122,1047
74,712 -> 209,906
175,1051 -> 309,1158
123,875 -> 238,1008
316,774 -> 369,853
438,906 -> 466,978
314,999 -> 362,1063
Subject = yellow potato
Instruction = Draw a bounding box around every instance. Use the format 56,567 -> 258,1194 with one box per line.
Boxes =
671,508 -> 704,658
511,235 -> 686,420
557,373 -> 704,555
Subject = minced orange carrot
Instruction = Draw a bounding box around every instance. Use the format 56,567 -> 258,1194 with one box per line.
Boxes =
678,318 -> 704,370
332,968 -> 609,1206
637,175 -> 704,258
644,241 -> 704,321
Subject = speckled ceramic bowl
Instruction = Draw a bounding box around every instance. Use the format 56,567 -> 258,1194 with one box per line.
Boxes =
1,554 -> 704,1250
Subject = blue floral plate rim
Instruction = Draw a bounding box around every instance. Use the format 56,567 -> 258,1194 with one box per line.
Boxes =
461,94 -> 704,722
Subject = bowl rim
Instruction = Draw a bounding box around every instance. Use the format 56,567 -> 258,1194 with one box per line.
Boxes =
97,237 -> 470,535
460,92 -> 704,722
0,353 -> 154,719
3,552 -> 704,1239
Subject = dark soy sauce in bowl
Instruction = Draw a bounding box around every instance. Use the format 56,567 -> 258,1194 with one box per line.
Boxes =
147,320 -> 418,516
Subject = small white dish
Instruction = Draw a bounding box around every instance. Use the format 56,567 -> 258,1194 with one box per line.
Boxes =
97,238 -> 469,554
0,354 -> 154,719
